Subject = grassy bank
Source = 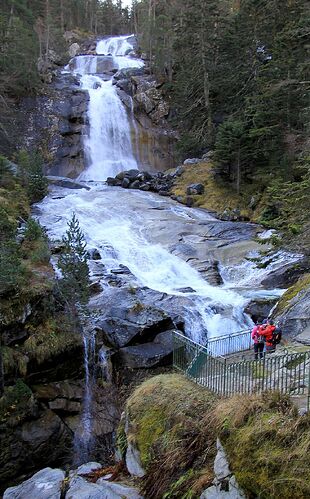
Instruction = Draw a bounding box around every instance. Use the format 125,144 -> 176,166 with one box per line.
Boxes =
123,374 -> 310,499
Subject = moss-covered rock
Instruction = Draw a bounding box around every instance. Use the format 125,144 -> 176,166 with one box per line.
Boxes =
274,274 -> 310,339
121,374 -> 310,499
123,374 -> 217,498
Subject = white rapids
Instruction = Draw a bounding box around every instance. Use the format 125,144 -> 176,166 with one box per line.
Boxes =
36,35 -> 301,463
38,35 -> 293,345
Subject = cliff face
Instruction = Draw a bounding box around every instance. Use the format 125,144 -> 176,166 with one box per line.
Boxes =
16,38 -> 177,178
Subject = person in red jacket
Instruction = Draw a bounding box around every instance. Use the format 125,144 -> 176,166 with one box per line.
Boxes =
251,323 -> 264,360
259,320 -> 277,353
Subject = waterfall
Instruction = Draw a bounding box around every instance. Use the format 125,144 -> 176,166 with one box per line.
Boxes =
73,329 -> 96,465
70,35 -> 143,181
36,35 -> 294,465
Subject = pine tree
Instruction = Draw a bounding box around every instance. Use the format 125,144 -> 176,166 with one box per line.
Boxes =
57,213 -> 90,308
17,150 -> 48,203
214,118 -> 249,194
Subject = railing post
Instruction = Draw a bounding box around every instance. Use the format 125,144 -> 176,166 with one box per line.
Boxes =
223,358 -> 227,395
308,353 -> 310,413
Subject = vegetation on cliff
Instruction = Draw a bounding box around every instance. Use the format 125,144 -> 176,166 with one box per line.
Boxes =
134,0 -> 310,247
122,374 -> 310,499
0,153 -> 85,395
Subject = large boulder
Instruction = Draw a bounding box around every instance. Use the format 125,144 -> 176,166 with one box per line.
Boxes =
113,67 -> 145,81
245,297 -> 278,323
117,330 -> 175,368
67,475 -> 143,499
273,275 -> 310,338
260,257 -> 308,289
3,468 -> 65,499
95,305 -> 174,348
134,92 -> 155,114
69,43 -> 80,58
47,176 -> 89,190
33,380 -> 83,415
186,183 -> 205,195
0,405 -> 71,489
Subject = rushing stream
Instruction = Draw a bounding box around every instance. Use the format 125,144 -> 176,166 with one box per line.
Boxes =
36,35 -> 299,463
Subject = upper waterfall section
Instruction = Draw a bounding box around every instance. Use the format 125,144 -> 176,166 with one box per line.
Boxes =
69,35 -> 144,181
69,34 -> 144,75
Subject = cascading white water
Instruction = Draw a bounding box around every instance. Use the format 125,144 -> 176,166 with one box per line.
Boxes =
69,35 -> 143,181
80,77 -> 138,180
73,329 -> 96,464
36,35 -> 299,464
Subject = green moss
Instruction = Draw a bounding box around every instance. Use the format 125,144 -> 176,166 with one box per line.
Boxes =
125,374 -> 217,498
125,375 -> 310,499
132,406 -> 167,466
216,393 -> 310,499
0,379 -> 33,422
23,317 -> 82,364
2,347 -> 29,376
274,274 -> 310,315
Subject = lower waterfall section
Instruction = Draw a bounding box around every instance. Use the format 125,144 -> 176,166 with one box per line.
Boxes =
73,329 -> 96,465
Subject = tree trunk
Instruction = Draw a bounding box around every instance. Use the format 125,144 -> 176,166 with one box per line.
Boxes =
6,3 -> 14,36
45,0 -> 50,61
60,0 -> 65,32
236,141 -> 241,195
0,342 -> 4,398
200,3 -> 213,143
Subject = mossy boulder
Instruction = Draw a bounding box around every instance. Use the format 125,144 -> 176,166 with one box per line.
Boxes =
122,374 -> 217,498
120,374 -> 310,499
274,274 -> 310,339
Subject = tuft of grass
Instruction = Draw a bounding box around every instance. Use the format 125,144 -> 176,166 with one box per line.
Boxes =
171,161 -> 258,219
124,374 -> 310,499
213,391 -> 310,499
126,374 -> 217,498
131,301 -> 145,313
23,317 -> 82,364
2,347 -> 29,376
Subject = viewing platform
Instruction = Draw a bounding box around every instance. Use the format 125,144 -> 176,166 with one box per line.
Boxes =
173,331 -> 310,412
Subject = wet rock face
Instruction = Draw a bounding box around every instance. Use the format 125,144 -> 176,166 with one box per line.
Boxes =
113,71 -> 177,171
117,330 -> 175,369
0,401 -> 72,491
274,285 -> 310,339
18,72 -> 89,179
95,304 -> 174,348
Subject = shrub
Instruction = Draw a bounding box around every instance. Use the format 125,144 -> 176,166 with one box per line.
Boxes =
17,150 -> 48,203
0,241 -> 27,295
23,218 -> 46,241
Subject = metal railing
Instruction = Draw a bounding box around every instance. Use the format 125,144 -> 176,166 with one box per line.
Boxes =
206,329 -> 252,357
173,332 -> 310,408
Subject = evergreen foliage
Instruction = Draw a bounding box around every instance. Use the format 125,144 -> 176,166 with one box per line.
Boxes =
17,150 -> 48,203
57,213 -> 90,307
134,0 -> 310,237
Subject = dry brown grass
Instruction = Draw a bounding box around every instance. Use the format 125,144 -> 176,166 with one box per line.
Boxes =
171,161 -> 257,219
123,374 -> 310,499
